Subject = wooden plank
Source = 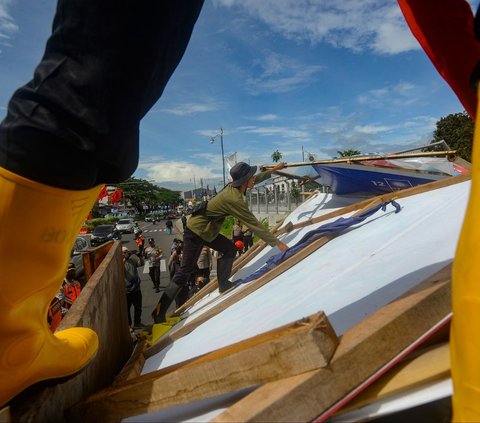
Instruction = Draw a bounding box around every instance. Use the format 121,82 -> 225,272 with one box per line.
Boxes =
83,241 -> 114,281
111,339 -> 148,387
0,406 -> 11,423
71,312 -> 338,422
211,265 -> 452,422
333,341 -> 450,418
315,313 -> 451,422
146,197 -> 396,358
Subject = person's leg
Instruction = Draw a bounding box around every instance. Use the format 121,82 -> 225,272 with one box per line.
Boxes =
132,290 -> 143,326
148,267 -> 156,288
153,266 -> 161,292
0,0 -> 204,407
175,285 -> 190,309
126,293 -> 133,327
205,235 -> 237,293
152,228 -> 203,323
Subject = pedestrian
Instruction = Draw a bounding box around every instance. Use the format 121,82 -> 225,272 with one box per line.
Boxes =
0,0 -> 204,406
135,230 -> 145,256
196,246 -> 212,279
181,214 -> 187,232
234,240 -> 244,257
232,219 -> 243,246
47,294 -> 64,333
152,161 -> 289,323
242,225 -> 254,252
165,218 -> 174,235
122,247 -> 147,329
144,238 -> 163,293
60,263 -> 82,314
168,246 -> 183,281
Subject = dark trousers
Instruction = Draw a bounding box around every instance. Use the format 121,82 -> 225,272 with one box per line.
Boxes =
126,289 -> 142,326
0,0 -> 204,189
243,235 -> 253,252
149,266 -> 160,289
172,227 -> 236,288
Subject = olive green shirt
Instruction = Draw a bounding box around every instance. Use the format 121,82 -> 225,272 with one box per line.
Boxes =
187,171 -> 279,246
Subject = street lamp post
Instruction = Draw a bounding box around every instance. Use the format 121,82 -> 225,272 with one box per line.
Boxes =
210,127 -> 226,187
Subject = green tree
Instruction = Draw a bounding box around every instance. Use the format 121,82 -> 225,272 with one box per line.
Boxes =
271,149 -> 283,163
431,111 -> 473,162
117,177 -> 180,213
337,149 -> 361,157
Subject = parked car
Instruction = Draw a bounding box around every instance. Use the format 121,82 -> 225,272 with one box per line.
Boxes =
115,218 -> 135,234
90,224 -> 122,247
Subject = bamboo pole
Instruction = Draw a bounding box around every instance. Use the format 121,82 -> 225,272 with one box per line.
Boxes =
262,150 -> 458,169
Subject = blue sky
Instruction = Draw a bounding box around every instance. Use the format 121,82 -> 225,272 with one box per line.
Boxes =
0,0 -> 476,191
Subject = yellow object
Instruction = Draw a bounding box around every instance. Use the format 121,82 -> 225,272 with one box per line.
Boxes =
148,317 -> 182,346
0,167 -> 100,407
451,86 -> 480,421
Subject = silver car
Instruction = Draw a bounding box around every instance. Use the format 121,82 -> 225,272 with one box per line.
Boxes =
115,218 -> 135,234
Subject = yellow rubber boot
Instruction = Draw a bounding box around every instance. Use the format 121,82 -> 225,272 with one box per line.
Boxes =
451,86 -> 480,421
0,167 -> 101,407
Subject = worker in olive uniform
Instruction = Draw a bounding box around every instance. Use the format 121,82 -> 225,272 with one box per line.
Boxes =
152,161 -> 289,323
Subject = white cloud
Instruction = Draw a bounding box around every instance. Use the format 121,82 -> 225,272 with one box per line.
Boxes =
246,52 -> 322,94
138,159 -> 222,185
358,82 -> 418,108
159,101 -> 219,116
353,124 -> 395,135
213,0 -> 420,55
0,0 -> 18,47
255,114 -> 278,121
240,125 -> 311,141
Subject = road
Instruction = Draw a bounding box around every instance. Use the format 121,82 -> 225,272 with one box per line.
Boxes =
121,219 -> 184,326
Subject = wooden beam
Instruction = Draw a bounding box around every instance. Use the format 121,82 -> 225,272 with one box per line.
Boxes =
111,339 -> 148,386
333,341 -> 450,418
71,312 -> 338,422
0,406 -> 11,423
83,241 -> 113,281
212,265 -> 452,422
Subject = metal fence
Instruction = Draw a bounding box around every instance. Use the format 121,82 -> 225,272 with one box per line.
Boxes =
246,183 -> 315,215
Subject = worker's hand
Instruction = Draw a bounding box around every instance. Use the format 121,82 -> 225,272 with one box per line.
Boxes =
277,241 -> 289,252
271,162 -> 287,172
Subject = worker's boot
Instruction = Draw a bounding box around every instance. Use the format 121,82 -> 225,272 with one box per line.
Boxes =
0,167 -> 101,407
217,256 -> 236,293
152,283 -> 181,323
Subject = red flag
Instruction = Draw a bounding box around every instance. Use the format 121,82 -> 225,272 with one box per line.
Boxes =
398,0 -> 480,120
97,185 -> 108,200
109,187 -> 122,203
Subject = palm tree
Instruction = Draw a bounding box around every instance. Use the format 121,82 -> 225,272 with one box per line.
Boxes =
271,149 -> 283,163
337,149 -> 361,157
